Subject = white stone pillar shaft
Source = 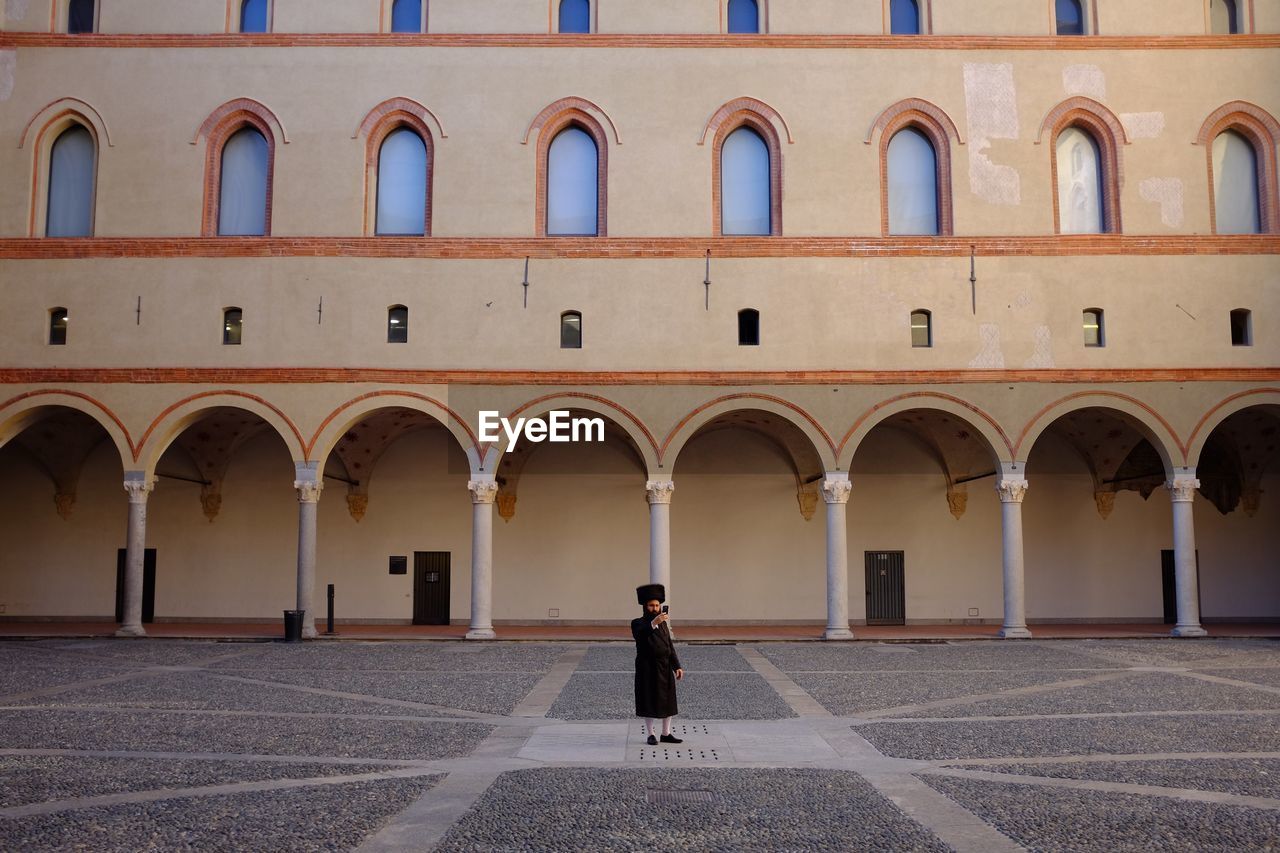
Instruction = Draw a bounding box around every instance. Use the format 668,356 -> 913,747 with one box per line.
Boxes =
645,481 -> 674,591
997,477 -> 1032,639
294,472 -> 323,640
1168,476 -> 1207,637
467,479 -> 499,640
116,476 -> 153,638
822,476 -> 853,640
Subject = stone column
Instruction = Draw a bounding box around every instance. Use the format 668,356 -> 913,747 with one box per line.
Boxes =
1167,475 -> 1208,637
996,476 -> 1032,639
822,475 -> 854,640
294,468 -> 323,640
115,474 -> 154,638
645,480 -> 674,591
467,478 -> 499,640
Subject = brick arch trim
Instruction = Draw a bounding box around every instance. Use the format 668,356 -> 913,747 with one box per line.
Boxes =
1035,96 -> 1129,146
19,98 -> 114,149
356,102 -> 437,237
533,106 -> 609,236
196,100 -> 284,237
864,98 -> 963,146
870,99 -> 961,237
522,97 -> 620,146
22,102 -> 107,237
1038,97 -> 1127,235
192,98 -> 288,145
698,96 -> 793,146
1195,102 -> 1280,235
354,97 -> 447,141
709,104 -> 785,236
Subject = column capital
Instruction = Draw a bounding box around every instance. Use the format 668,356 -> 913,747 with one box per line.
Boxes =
122,477 -> 154,503
294,480 -> 323,503
821,477 -> 852,504
469,479 -> 499,504
996,478 -> 1029,504
1166,477 -> 1200,503
645,480 -> 675,505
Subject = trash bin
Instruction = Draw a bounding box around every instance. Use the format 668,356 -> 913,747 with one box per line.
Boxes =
283,609 -> 305,642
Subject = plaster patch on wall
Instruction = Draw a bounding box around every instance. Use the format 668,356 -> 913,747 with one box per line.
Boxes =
1012,292 -> 1034,309
969,324 -> 1006,369
1062,65 -> 1106,100
1023,326 -> 1055,368
5,0 -> 32,23
1139,177 -> 1185,228
1120,112 -> 1165,140
963,63 -> 1021,206
0,51 -> 15,103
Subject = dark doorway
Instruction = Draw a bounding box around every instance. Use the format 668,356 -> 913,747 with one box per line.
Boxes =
1161,549 -> 1201,624
413,551 -> 451,625
115,548 -> 156,623
865,551 -> 905,626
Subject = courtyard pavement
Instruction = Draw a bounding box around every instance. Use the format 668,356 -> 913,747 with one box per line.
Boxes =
0,637 -> 1278,851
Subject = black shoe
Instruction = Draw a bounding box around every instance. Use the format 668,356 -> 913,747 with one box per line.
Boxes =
646,735 -> 658,746
660,734 -> 683,744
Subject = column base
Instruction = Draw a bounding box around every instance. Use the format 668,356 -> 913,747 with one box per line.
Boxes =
114,624 -> 146,638
823,628 -> 855,640
1171,624 -> 1208,638
465,628 -> 497,640
302,625 -> 318,640
998,625 -> 1033,639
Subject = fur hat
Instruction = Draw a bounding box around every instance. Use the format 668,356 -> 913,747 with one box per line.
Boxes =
636,584 -> 666,605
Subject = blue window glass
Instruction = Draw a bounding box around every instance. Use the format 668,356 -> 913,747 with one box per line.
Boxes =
218,127 -> 269,236
1213,131 -> 1261,234
240,0 -> 269,33
546,127 -> 598,235
887,128 -> 939,235
376,129 -> 428,236
727,0 -> 759,34
391,0 -> 423,33
720,127 -> 771,235
67,0 -> 95,33
559,0 -> 590,33
1056,0 -> 1084,35
890,0 -> 920,35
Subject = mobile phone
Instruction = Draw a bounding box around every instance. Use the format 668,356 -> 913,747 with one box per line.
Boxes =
661,605 -> 669,614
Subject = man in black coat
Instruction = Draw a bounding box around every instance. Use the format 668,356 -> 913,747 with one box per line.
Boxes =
632,583 -> 685,746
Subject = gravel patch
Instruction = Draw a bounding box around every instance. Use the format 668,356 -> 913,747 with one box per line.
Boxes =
0,775 -> 441,853
758,641 -> 1113,673
794,669 -> 1088,716
857,714 -> 1280,761
0,709 -> 491,761
0,665 -> 142,699
921,774 -> 1280,852
578,644 -> 754,672
0,755 -> 397,808
207,641 -> 565,672
956,758 -> 1280,800
547,672 -> 795,721
1193,667 -> 1280,689
35,640 -> 251,666
238,670 -> 541,715
436,768 -> 946,852
1060,639 -> 1280,669
902,671 -> 1280,718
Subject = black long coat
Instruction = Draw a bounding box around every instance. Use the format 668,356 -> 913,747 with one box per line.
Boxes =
632,615 -> 681,718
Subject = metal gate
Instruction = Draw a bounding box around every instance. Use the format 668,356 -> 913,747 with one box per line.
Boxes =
865,551 -> 905,626
115,548 -> 156,623
413,551 -> 450,625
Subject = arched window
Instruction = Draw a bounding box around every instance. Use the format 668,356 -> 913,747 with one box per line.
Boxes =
49,308 -> 69,346
546,126 -> 599,236
1082,308 -> 1104,347
560,311 -> 582,349
391,0 -> 424,32
1230,309 -> 1252,346
559,0 -> 590,33
720,127 -> 771,235
223,308 -> 243,345
1056,126 -> 1105,234
240,0 -> 269,33
1210,0 -> 1241,34
376,128 -> 429,236
738,309 -> 760,346
887,128 -> 939,235
910,310 -> 932,347
890,0 -> 920,34
218,127 -> 269,236
1213,130 -> 1261,234
46,125 -> 96,237
67,0 -> 95,33
727,0 -> 759,34
1056,0 -> 1085,34
388,305 -> 408,343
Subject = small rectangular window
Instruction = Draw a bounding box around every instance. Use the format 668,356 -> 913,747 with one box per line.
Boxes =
1230,309 -> 1252,346
223,308 -> 243,345
560,312 -> 582,348
911,311 -> 932,347
1083,309 -> 1104,347
738,309 -> 760,346
388,305 -> 409,343
49,308 -> 69,345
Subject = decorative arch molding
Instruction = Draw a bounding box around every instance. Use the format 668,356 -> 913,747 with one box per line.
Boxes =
868,98 -> 962,237
1037,96 -> 1127,235
19,98 -> 114,149
530,101 -> 611,237
494,392 -> 661,475
661,394 -> 836,472
1015,392 -> 1183,475
1035,96 -> 1130,147
1185,388 -> 1280,468
864,98 -> 963,147
135,392 -> 307,476
1194,101 -> 1280,234
192,98 -> 289,146
706,100 -> 787,236
835,393 -> 1012,472
21,101 -> 108,237
0,390 -> 134,468
522,97 -> 620,147
355,99 -> 439,236
698,96 -> 794,147
309,391 -> 481,475
354,97 -> 447,141
194,99 -> 284,237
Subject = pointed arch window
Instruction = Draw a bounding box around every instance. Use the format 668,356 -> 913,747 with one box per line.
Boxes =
1212,130 -> 1261,234
1056,0 -> 1085,34
559,0 -> 590,33
738,309 -> 760,346
720,127 -> 771,235
890,0 -> 920,34
1209,0 -> 1242,34
67,0 -> 96,33
388,305 -> 409,343
46,125 -> 96,237
911,310 -> 932,347
546,127 -> 599,236
223,308 -> 243,345
727,0 -> 760,33
49,308 -> 69,346
217,127 -> 270,236
391,0 -> 425,32
376,128 -> 429,236
240,0 -> 270,33
887,128 -> 939,235
560,311 -> 582,349
1055,126 -> 1105,234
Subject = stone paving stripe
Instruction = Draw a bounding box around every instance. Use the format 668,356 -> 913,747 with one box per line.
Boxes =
197,671 -> 496,718
0,766 -> 441,819
923,766 -> 1280,811
737,646 -> 832,718
718,722 -> 840,763
1176,669 -> 1280,697
510,644 -> 588,718
0,704 -> 505,725
0,668 -> 163,704
941,751 -> 1280,767
860,670 -> 1135,719
867,708 -> 1280,723
0,748 -> 428,767
863,770 -> 1028,853
517,724 -> 628,762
